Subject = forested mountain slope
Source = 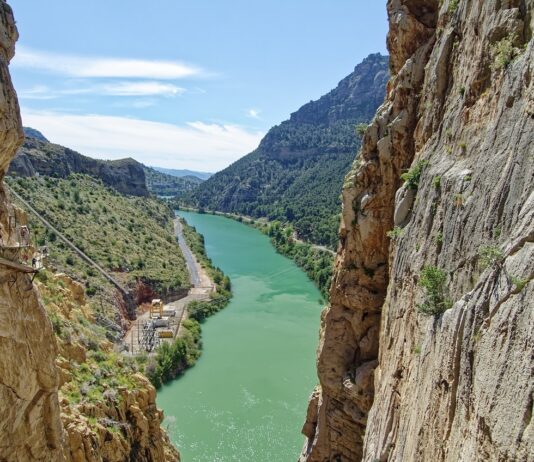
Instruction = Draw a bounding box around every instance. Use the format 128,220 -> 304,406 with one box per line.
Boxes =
190,53 -> 389,248
144,166 -> 203,197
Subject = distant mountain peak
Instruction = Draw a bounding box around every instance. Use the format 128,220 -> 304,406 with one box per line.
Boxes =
190,53 -> 389,248
151,167 -> 212,181
287,53 -> 389,127
23,127 -> 49,142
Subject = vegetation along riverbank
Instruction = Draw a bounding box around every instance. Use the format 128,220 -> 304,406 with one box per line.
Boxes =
145,216 -> 232,388
171,205 -> 333,300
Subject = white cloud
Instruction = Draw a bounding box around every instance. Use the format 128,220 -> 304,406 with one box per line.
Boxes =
14,46 -> 203,80
18,85 -> 57,100
18,81 -> 185,99
21,108 -> 264,172
247,108 -> 262,119
100,81 -> 185,97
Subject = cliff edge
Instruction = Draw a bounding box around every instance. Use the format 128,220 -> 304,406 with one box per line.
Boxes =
0,2 -> 179,460
9,135 -> 149,197
300,0 -> 533,461
0,2 -> 65,460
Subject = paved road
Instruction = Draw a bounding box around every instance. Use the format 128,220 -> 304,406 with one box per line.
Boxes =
174,218 -> 201,287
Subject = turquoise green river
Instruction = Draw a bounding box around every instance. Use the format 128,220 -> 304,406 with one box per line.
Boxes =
157,211 -> 322,461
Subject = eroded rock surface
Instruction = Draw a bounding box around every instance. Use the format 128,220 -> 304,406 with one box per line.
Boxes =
300,0 -> 533,461
0,2 -> 64,460
0,2 -> 179,461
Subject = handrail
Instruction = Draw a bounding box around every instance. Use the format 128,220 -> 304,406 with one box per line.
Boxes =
0,255 -> 38,273
6,184 -> 131,296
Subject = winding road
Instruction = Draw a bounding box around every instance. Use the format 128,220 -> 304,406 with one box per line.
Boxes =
124,217 -> 213,353
174,218 -> 201,287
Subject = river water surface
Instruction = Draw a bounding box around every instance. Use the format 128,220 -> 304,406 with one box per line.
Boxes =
157,211 -> 322,461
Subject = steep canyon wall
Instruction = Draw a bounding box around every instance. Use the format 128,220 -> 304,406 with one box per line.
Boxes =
300,0 -> 533,461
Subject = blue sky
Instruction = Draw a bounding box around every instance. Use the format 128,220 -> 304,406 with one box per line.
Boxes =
10,0 -> 388,172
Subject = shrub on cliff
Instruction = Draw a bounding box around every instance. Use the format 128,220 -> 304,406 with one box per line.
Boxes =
401,160 -> 428,190
417,265 -> 453,315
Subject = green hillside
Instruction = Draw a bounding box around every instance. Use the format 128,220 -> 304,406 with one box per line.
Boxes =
188,54 -> 389,249
144,166 -> 203,197
7,174 -> 189,300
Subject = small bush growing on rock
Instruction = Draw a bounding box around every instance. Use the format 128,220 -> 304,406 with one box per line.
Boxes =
511,276 -> 529,292
48,311 -> 64,335
479,245 -> 503,269
492,35 -> 520,70
401,160 -> 428,190
448,0 -> 460,14
387,226 -> 405,240
355,123 -> 368,137
417,266 -> 453,316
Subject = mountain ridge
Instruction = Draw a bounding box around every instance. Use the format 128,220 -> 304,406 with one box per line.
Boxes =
189,53 -> 389,248
8,135 -> 149,197
152,166 -> 212,181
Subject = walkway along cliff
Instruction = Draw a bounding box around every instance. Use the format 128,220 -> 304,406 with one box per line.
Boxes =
0,2 -> 65,459
0,2 -> 179,460
300,0 -> 533,461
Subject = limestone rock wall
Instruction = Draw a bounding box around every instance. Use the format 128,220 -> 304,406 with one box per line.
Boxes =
300,0 -> 533,461
0,2 -> 180,461
0,1 -> 65,460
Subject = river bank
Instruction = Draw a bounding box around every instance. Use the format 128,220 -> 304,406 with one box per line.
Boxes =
157,211 -> 323,461
175,206 -> 334,298
122,215 -> 232,388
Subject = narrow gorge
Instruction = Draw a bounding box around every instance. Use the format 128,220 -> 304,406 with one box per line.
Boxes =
1,0 -> 533,461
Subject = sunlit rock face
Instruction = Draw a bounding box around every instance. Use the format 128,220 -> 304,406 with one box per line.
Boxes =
0,1 -> 65,461
300,0 -> 534,460
0,2 -> 180,461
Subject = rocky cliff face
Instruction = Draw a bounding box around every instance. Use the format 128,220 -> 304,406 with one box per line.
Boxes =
9,135 -> 148,197
0,2 -> 179,460
300,0 -> 533,461
0,2 -> 65,460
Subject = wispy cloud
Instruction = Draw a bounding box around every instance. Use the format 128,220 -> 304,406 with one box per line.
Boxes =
18,85 -> 58,100
21,108 -> 264,172
18,81 -> 185,99
101,81 -> 185,96
246,108 -> 262,119
14,46 -> 203,80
